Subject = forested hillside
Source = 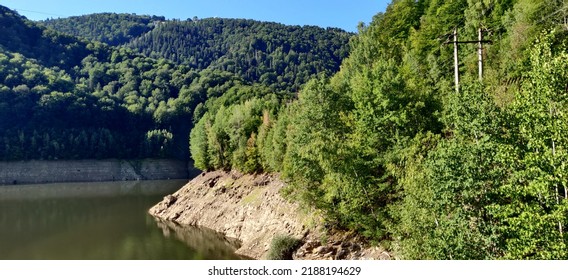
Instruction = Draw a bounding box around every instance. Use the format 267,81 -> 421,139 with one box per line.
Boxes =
0,7 -> 259,160
0,6 -> 350,161
41,16 -> 352,92
5,0 -> 568,259
0,6 -> 193,160
126,19 -> 351,91
190,0 -> 568,259
40,13 -> 165,46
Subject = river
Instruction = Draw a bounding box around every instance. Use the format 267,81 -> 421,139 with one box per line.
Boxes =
0,180 -> 242,259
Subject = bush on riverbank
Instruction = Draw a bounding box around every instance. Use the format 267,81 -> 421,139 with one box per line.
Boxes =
267,235 -> 302,260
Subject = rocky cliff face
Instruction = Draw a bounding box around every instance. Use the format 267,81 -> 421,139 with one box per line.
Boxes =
149,170 -> 391,260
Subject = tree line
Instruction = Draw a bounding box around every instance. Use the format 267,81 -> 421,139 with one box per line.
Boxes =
189,0 -> 568,259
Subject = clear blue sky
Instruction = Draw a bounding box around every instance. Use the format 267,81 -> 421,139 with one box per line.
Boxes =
0,0 -> 390,32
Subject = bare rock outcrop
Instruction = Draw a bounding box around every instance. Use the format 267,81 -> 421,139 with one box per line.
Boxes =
149,170 -> 389,260
149,170 -> 311,259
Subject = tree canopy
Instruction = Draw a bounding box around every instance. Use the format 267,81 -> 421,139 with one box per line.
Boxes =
188,0 -> 568,259
41,15 -> 352,92
40,13 -> 165,46
0,6 -> 350,161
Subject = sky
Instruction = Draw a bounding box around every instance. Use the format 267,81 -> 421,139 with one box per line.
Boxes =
0,0 -> 390,33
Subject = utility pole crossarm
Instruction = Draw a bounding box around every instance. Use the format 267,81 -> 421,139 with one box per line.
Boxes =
445,27 -> 491,93
444,40 -> 492,44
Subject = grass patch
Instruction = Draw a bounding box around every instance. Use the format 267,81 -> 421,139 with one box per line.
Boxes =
241,188 -> 263,206
220,178 -> 235,188
267,235 -> 302,260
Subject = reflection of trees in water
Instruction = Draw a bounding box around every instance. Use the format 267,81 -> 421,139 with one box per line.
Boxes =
0,182 -> 180,238
0,194 -> 160,259
0,180 -> 239,259
0,179 -> 187,200
153,218 -> 246,260
0,196 -> 129,245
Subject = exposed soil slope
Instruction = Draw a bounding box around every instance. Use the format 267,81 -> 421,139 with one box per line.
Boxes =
149,170 -> 390,260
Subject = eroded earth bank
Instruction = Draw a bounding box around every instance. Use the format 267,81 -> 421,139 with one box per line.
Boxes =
149,170 -> 391,260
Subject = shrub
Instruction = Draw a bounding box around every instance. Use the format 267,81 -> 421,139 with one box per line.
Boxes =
267,235 -> 302,260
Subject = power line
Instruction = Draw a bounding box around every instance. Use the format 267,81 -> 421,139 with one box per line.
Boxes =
535,4 -> 568,25
13,8 -> 66,18
437,0 -> 497,49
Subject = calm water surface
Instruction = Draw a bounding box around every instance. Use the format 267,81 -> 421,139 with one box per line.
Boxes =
0,180 -> 242,260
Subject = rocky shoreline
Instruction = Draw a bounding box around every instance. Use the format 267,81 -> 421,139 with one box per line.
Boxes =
149,170 -> 391,260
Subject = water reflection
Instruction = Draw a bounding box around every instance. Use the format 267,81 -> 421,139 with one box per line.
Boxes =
0,180 -> 242,260
0,180 -> 187,200
154,219 -> 247,260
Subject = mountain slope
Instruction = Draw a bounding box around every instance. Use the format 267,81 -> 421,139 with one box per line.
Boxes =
0,6 -> 199,160
40,15 -> 353,92
127,18 -> 351,91
187,0 -> 568,259
0,5 -> 90,70
39,13 -> 165,46
0,6 -> 353,161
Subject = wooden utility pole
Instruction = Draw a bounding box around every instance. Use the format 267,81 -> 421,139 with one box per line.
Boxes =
478,28 -> 483,81
445,27 -> 492,93
453,28 -> 460,94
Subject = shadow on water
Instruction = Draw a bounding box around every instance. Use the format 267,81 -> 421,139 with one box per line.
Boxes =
0,180 -> 242,260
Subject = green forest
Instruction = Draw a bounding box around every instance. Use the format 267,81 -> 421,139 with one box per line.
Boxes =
3,0 -> 568,259
188,0 -> 568,259
41,14 -> 351,92
0,6 -> 350,160
40,13 -> 166,46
